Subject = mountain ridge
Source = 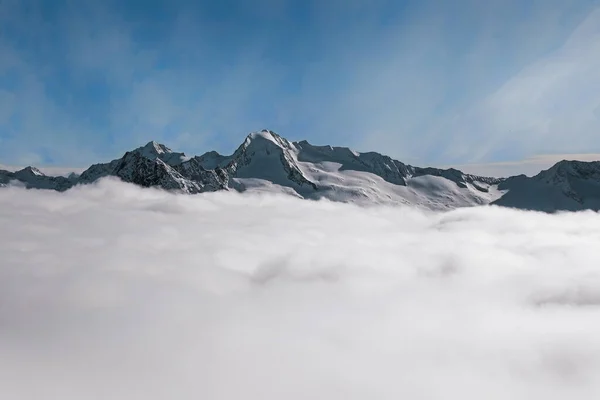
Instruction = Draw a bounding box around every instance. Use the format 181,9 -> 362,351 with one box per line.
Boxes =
1,130 -> 599,212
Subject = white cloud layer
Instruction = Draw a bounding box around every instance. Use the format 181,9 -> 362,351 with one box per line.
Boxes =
1,179 -> 600,399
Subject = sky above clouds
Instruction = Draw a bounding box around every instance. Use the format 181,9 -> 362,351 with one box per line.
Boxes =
2,180 -> 600,398
1,0 -> 600,175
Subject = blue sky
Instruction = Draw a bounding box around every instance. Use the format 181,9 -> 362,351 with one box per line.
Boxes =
1,0 -> 600,175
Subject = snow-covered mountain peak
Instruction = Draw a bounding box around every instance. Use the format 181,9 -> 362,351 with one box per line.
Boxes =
132,141 -> 189,165
137,141 -> 173,158
241,130 -> 297,152
15,166 -> 45,177
226,130 -> 316,192
246,129 -> 277,142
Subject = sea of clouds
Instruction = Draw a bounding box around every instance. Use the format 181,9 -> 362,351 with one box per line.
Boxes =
1,178 -> 600,399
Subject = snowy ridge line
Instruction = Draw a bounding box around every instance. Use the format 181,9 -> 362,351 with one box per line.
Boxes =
2,129 -> 600,211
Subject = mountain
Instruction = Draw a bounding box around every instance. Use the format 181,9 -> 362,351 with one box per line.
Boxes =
77,141 -> 228,193
1,130 -> 599,212
0,166 -> 76,191
492,160 -> 600,211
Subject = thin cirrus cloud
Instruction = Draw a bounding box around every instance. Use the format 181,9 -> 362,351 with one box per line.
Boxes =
2,179 -> 600,399
0,0 -> 599,174
435,7 -> 600,165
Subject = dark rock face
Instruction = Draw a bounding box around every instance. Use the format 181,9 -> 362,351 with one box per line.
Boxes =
78,145 -> 228,193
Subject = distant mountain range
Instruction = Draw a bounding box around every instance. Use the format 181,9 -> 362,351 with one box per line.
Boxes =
2,130 -> 599,212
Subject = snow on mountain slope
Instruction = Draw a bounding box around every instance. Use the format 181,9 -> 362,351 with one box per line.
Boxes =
287,137 -> 502,209
493,160 -> 600,211
3,129 -> 599,211
294,140 -> 411,186
293,165 -> 503,209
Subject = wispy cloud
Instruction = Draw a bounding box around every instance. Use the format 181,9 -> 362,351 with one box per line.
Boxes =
299,1 -> 600,164
436,6 -> 600,163
0,1 -> 286,162
1,0 -> 599,170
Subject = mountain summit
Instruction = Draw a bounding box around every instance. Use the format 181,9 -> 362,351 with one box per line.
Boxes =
2,130 -> 599,212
